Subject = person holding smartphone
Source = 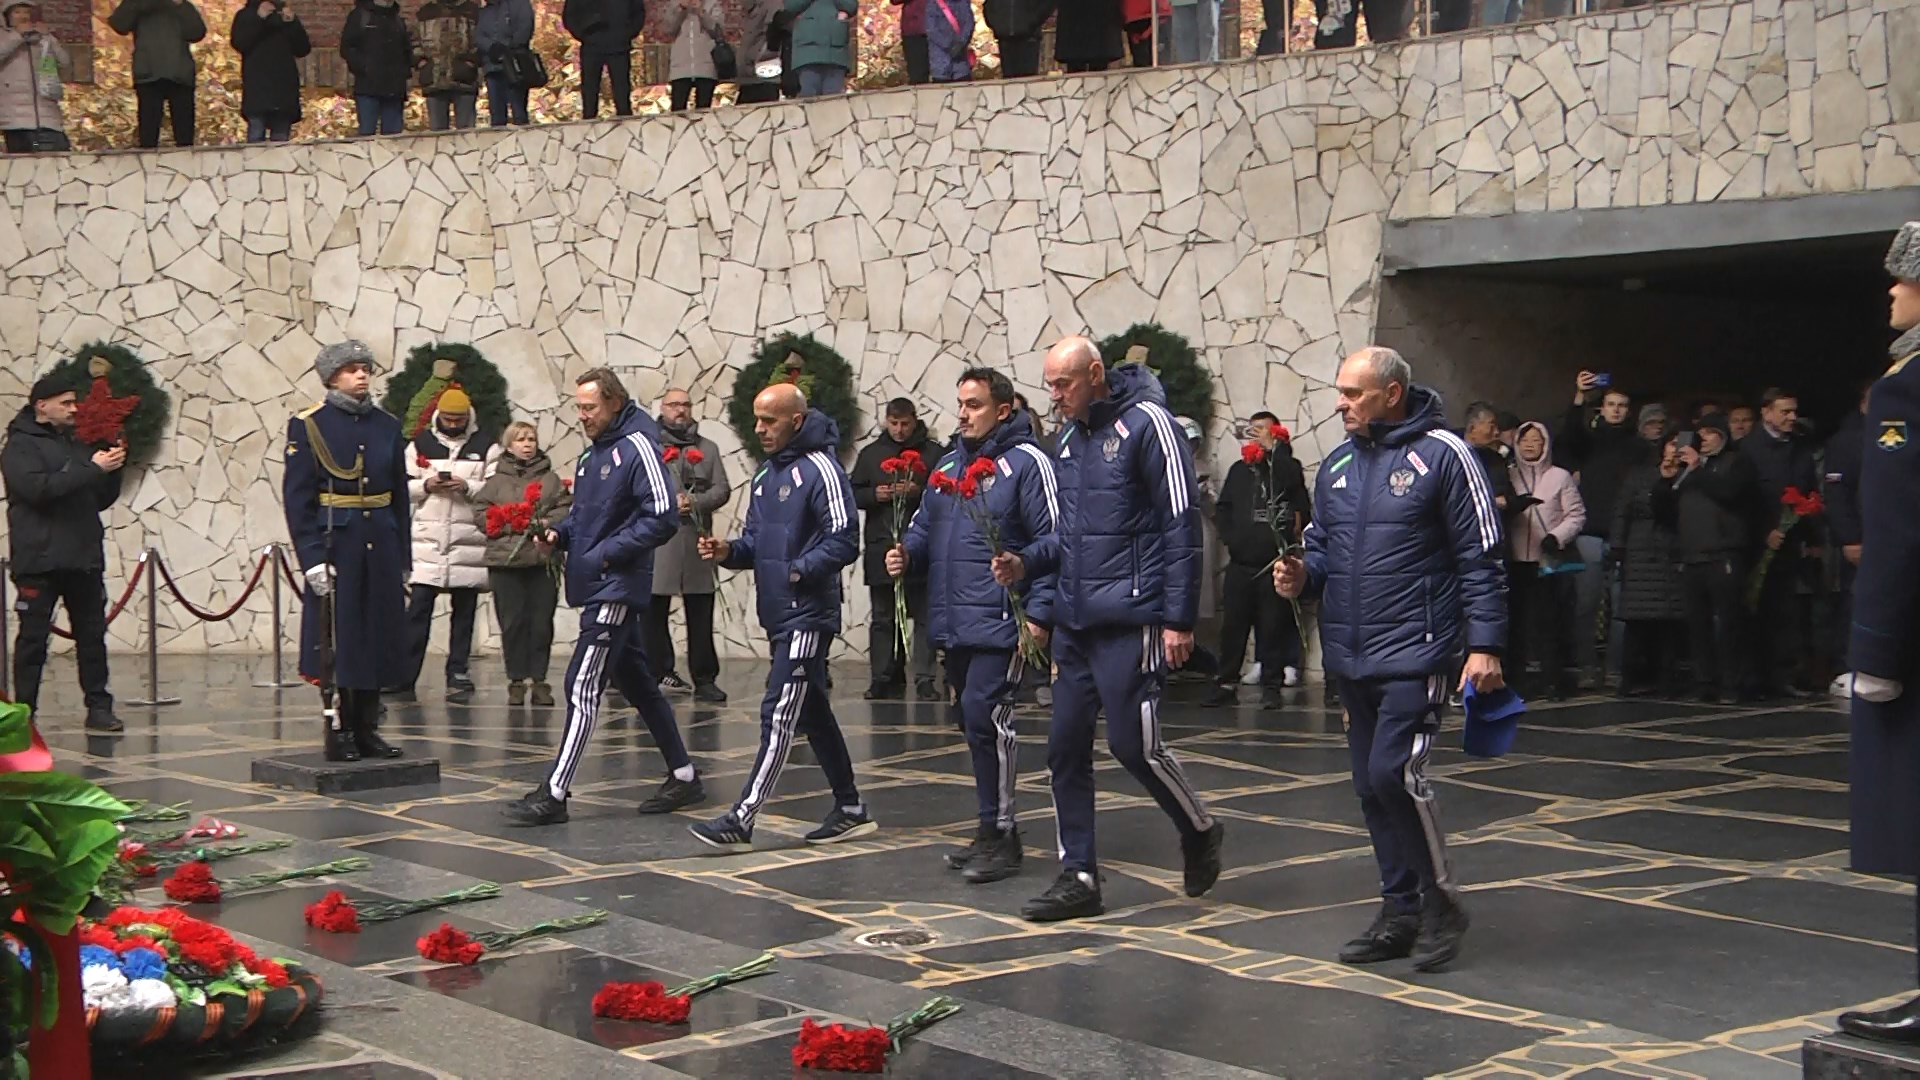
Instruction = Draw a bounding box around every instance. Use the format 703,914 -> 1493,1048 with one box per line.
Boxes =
1557,369 -> 1642,691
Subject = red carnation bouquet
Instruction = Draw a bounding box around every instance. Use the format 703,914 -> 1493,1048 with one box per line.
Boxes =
1747,485 -> 1825,610
592,952 -> 774,1024
304,883 -> 501,934
415,910 -> 608,966
930,459 -> 1047,668
484,479 -> 568,577
791,996 -> 963,1072
1239,425 -> 1301,572
162,856 -> 370,904
880,449 -> 929,658
661,445 -> 712,536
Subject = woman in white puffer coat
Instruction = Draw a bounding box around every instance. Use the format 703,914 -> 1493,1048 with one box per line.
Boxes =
398,388 -> 501,697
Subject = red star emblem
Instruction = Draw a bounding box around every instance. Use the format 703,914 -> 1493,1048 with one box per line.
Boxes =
74,376 -> 139,447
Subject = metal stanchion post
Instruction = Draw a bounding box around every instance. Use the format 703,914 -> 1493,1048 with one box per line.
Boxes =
126,548 -> 181,708
253,544 -> 300,689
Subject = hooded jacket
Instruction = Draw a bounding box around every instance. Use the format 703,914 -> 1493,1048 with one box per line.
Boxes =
1299,385 -> 1508,680
340,0 -> 414,99
1017,364 -> 1201,632
1506,421 -> 1587,565
230,0 -> 310,119
851,418 -> 941,585
107,0 -> 205,86
2,408 -> 125,576
405,417 -> 501,590
720,410 -> 858,637
474,0 -> 533,76
1215,439 -> 1309,569
473,450 -> 571,569
0,25 -> 70,133
652,419 -> 731,596
902,410 -> 1059,650
553,401 -> 681,608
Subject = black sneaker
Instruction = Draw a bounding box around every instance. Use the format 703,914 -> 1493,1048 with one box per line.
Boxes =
1259,686 -> 1287,711
689,813 -> 754,853
1034,686 -> 1052,708
1322,684 -> 1341,709
636,776 -> 706,814
946,824 -> 998,869
693,682 -> 728,704
1181,821 -> 1225,897
85,707 -> 124,733
1202,684 -> 1237,709
963,827 -> 1023,885
1411,892 -> 1470,972
1021,870 -> 1104,922
805,806 -> 878,844
659,672 -> 693,693
502,789 -> 569,827
1339,905 -> 1421,964
915,677 -> 941,702
864,681 -> 904,700
383,686 -> 418,703
447,673 -> 476,694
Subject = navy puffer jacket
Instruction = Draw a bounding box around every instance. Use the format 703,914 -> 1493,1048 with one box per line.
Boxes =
902,410 -> 1059,650
553,401 -> 680,609
1020,364 -> 1202,631
1301,384 -> 1509,680
721,410 -> 859,637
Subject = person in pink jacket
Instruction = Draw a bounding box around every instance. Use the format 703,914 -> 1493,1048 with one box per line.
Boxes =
1507,421 -> 1586,700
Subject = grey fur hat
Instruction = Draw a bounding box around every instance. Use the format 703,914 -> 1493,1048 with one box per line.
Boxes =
314,340 -> 376,385
1887,222 -> 1920,282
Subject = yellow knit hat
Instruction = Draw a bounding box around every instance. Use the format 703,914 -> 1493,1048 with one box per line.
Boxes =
437,387 -> 472,415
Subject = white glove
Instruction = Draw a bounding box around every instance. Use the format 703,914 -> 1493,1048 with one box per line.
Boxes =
305,565 -> 334,598
1854,673 -> 1904,703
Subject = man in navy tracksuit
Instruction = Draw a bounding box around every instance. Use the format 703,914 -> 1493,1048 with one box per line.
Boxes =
690,383 -> 875,851
888,367 -> 1058,884
502,368 -> 704,826
993,336 -> 1224,922
1278,346 -> 1507,973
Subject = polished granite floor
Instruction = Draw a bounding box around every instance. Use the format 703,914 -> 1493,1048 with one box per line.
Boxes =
25,655 -> 1913,1078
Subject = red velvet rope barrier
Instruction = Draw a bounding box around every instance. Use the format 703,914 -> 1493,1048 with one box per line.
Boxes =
275,546 -> 302,592
47,553 -> 147,641
151,548 -> 274,623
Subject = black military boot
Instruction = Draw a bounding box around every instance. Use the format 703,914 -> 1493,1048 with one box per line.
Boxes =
1842,994 -> 1920,1045
324,694 -> 360,763
349,690 -> 402,759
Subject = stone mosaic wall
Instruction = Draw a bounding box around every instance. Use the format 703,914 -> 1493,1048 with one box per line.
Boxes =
0,0 -> 1911,659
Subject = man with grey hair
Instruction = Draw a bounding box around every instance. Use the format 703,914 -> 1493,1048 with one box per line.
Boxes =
1277,345 -> 1507,972
282,340 -> 411,761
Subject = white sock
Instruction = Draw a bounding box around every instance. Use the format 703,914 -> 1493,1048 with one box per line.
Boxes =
672,764 -> 696,782
842,803 -> 864,817
547,782 -> 566,801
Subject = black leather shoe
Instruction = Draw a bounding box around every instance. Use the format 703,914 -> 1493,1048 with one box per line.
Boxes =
864,681 -> 904,701
1840,995 -> 1920,1045
1339,904 -> 1420,964
354,726 -> 403,759
324,722 -> 361,763
693,682 -> 728,704
1259,686 -> 1287,711
1022,870 -> 1104,922
349,693 -> 402,758
1181,821 -> 1225,897
1411,891 -> 1470,972
946,824 -> 997,870
84,707 -> 124,733
915,677 -> 942,702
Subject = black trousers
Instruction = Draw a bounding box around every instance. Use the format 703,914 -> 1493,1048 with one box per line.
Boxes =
1508,563 -> 1574,694
1619,619 -> 1684,693
489,567 -> 558,683
902,33 -> 930,83
11,568 -> 113,714
135,79 -> 195,148
1063,59 -> 1109,72
737,82 -> 782,104
997,34 -> 1043,76
579,48 -> 633,118
1218,562 -> 1295,686
1832,560 -> 1857,671
1682,558 -> 1743,696
869,582 -> 933,686
1750,555 -> 1807,692
1312,0 -> 1409,47
670,77 -> 717,110
403,584 -> 480,688
644,591 -> 720,686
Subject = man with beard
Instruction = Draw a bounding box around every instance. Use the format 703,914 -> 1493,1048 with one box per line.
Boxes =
3,374 -> 128,733
851,398 -> 941,700
503,368 -> 704,826
1209,411 -> 1307,709
647,387 -> 732,705
1834,222 -> 1920,1044
888,366 -> 1058,884
691,383 -> 874,851
282,341 -> 409,759
395,387 -> 498,701
1557,371 -> 1640,689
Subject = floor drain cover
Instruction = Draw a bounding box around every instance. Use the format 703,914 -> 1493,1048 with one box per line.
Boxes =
856,928 -> 936,948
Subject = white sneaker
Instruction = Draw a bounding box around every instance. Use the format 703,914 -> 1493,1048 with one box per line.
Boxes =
1830,673 -> 1854,699
1282,666 -> 1301,688
1241,662 -> 1263,686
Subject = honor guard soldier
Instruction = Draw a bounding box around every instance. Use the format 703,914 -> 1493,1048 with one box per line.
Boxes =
283,340 -> 411,761
1838,223 -> 1920,1044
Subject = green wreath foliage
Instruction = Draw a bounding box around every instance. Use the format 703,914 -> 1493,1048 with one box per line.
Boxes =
1097,323 -> 1215,432
378,343 -> 512,439
39,341 -> 173,464
727,333 -> 859,461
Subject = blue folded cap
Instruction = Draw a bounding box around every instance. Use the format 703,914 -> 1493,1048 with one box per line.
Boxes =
1462,682 -> 1525,757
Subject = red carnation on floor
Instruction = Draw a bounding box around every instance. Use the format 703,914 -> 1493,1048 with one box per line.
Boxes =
1241,441 -> 1266,465
591,980 -> 692,1024
662,445 -> 680,463
304,889 -> 362,933
417,923 -> 486,965
162,861 -> 221,904
791,1018 -> 891,1073
684,448 -> 704,465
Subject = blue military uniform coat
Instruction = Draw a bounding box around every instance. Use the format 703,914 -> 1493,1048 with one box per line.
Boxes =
1850,341 -> 1920,875
282,400 -> 412,690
